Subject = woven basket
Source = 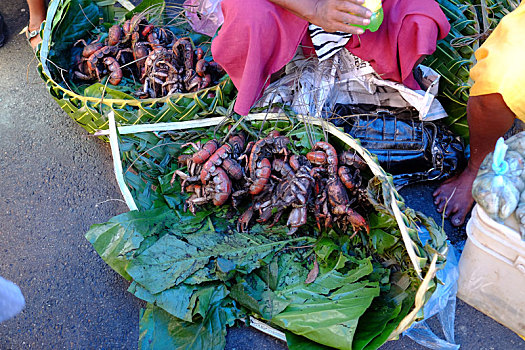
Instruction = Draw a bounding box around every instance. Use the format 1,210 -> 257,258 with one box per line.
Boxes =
103,112 -> 449,342
37,0 -> 236,136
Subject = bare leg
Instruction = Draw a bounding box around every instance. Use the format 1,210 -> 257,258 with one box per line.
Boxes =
433,93 -> 515,226
27,0 -> 47,49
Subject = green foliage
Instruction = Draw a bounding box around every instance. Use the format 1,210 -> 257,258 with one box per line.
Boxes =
126,226 -> 308,294
286,332 -> 335,350
85,207 -> 179,280
138,296 -> 239,350
273,281 -> 379,349
352,292 -> 414,350
229,248 -> 383,349
129,282 -> 198,322
230,274 -> 291,320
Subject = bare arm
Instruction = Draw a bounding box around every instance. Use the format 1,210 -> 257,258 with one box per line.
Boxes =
269,0 -> 371,34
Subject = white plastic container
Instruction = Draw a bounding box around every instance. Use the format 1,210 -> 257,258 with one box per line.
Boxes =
457,204 -> 525,337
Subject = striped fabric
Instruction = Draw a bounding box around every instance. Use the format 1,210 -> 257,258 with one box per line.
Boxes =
308,24 -> 352,61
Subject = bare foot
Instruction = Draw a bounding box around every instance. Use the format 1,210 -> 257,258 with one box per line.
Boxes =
28,32 -> 42,50
26,21 -> 43,50
26,0 -> 47,50
433,166 -> 477,226
27,14 -> 45,51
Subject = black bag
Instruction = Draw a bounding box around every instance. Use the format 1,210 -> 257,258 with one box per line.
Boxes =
332,104 -> 466,188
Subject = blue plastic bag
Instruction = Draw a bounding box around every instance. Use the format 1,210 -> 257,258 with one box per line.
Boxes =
403,230 -> 460,349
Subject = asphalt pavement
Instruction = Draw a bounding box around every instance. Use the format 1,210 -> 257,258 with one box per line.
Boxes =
0,1 -> 524,349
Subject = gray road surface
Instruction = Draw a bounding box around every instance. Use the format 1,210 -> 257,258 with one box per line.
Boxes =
0,1 -> 524,349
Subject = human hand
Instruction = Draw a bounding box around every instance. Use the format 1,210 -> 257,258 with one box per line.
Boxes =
309,0 -> 372,34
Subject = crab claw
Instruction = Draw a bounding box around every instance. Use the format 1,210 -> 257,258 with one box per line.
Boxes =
287,207 -> 307,235
172,169 -> 188,186
237,206 -> 254,232
347,209 -> 369,237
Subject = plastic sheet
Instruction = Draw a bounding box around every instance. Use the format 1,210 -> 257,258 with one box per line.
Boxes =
183,0 -> 224,37
256,49 -> 448,122
472,137 -> 524,222
403,229 -> 460,350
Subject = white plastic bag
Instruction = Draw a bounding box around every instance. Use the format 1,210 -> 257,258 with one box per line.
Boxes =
0,276 -> 25,323
255,49 -> 448,121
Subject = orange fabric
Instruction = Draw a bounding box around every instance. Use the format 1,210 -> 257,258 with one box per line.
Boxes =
470,2 -> 525,120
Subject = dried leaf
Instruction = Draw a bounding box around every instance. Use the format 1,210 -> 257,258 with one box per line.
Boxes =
305,259 -> 319,284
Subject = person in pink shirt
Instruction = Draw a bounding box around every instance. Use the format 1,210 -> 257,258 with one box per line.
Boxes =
211,0 -> 450,116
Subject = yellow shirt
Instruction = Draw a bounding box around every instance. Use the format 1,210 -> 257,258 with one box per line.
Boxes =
470,2 -> 525,120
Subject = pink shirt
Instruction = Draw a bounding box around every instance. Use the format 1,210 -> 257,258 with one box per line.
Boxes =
212,0 -> 450,115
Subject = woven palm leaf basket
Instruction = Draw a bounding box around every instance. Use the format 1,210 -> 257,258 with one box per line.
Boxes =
86,112 -> 452,349
37,0 -> 236,136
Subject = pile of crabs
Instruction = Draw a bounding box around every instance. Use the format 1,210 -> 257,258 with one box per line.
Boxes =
71,14 -> 225,98
174,131 -> 372,236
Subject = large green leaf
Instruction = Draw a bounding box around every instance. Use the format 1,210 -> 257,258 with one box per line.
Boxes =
314,237 -> 340,262
129,282 -> 197,322
138,284 -> 238,350
368,212 -> 398,230
138,298 -> 238,350
190,284 -> 230,319
126,228 -> 310,294
85,207 -> 179,280
230,251 -> 305,313
286,332 -> 335,350
83,83 -> 137,100
272,281 -> 380,350
269,250 -> 381,349
48,0 -> 101,71
352,280 -> 413,350
229,249 -> 382,349
230,273 -> 291,320
131,282 -> 232,324
368,229 -> 398,255
357,295 -> 414,350
275,254 -> 375,303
